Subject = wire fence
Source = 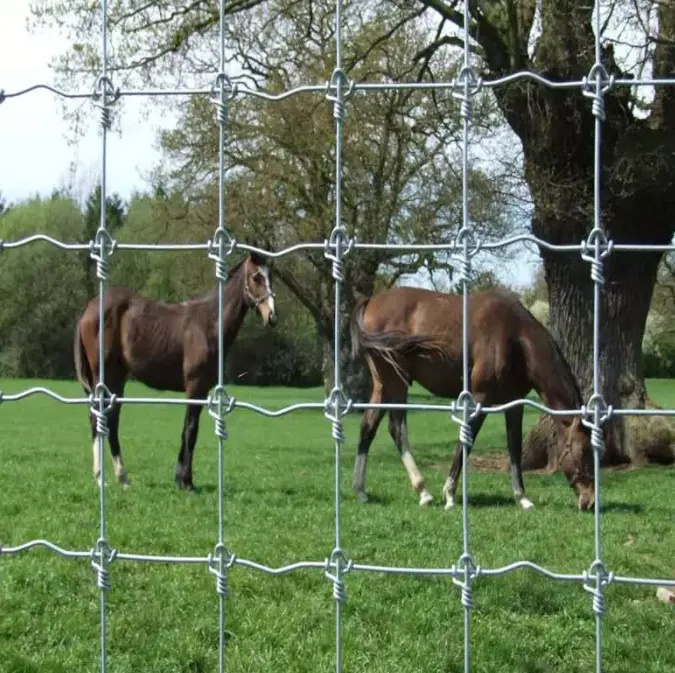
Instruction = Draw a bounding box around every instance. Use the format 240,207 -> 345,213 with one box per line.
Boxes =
1,1 -> 674,672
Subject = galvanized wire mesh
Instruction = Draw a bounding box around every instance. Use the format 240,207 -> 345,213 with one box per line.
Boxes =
1,1 -> 674,672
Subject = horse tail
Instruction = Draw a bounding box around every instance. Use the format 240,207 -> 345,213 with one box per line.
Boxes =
350,291 -> 370,362
73,320 -> 93,395
349,294 -> 447,383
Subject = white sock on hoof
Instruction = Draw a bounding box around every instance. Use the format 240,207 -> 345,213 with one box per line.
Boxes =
419,489 -> 433,507
519,497 -> 534,510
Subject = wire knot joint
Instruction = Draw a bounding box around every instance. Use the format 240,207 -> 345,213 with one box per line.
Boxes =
324,227 -> 354,282
90,538 -> 117,591
89,228 -> 117,282
580,228 -> 613,285
208,385 -> 235,439
207,229 -> 237,281
208,543 -> 236,597
582,64 -> 615,122
325,548 -> 353,604
326,68 -> 355,121
451,390 -> 482,448
583,560 -> 614,617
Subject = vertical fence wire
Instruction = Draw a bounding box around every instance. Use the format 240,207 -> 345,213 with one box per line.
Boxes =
581,0 -> 613,671
207,0 -> 234,670
454,5 -> 478,672
90,0 -> 115,670
324,0 -> 352,670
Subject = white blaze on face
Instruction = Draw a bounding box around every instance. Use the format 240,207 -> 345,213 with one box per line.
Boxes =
260,265 -> 275,316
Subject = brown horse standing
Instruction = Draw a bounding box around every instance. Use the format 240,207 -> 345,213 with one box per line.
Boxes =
73,251 -> 277,490
350,286 -> 595,511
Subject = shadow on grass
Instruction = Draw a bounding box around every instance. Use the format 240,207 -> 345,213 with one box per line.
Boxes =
600,502 -> 644,514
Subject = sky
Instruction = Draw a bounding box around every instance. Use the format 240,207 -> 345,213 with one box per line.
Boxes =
0,1 -> 539,288
0,1 -> 164,204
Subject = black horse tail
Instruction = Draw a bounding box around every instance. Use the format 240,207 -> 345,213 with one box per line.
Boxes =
73,321 -> 93,395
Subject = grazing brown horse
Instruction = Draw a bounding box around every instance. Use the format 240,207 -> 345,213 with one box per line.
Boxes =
73,251 -> 277,490
350,286 -> 595,511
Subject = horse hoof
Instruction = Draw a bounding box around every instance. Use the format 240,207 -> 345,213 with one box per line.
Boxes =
519,497 -> 534,510
444,497 -> 455,510
419,490 -> 434,507
355,490 -> 369,504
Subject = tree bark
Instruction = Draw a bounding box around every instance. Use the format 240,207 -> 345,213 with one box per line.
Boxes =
523,241 -> 674,469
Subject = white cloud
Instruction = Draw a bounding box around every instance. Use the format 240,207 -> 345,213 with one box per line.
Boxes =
0,1 -> 167,203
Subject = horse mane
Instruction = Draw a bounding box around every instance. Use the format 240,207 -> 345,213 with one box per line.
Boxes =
197,255 -> 249,302
517,298 -> 584,409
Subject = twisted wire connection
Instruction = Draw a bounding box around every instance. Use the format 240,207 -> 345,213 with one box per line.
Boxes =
90,383 -> 117,437
210,72 -> 237,126
208,543 -> 236,597
325,548 -> 353,604
582,64 -> 615,122
581,394 -> 613,461
324,227 -> 354,282
208,385 -> 236,440
89,229 -> 117,282
450,390 -> 482,449
93,74 -> 120,130
581,228 -> 613,285
207,229 -> 236,281
452,554 -> 481,610
326,68 -> 355,122
324,386 -> 353,445
583,561 -> 614,617
90,538 -> 117,591
451,227 -> 483,284
451,66 -> 483,121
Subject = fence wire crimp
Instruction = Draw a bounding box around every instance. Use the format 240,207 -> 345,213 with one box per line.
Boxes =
452,65 -> 483,121
208,542 -> 236,598
89,228 -> 117,282
583,559 -> 614,617
452,227 -> 483,285
207,229 -> 237,282
0,89 -> 5,105
90,382 -> 117,437
90,537 -> 118,591
581,228 -> 613,285
324,226 -> 354,283
581,393 -> 613,459
326,68 -> 355,122
92,74 -> 120,131
582,64 -> 615,122
324,547 -> 353,604
324,386 -> 353,444
208,384 -> 236,440
451,552 -> 481,609
451,390 -> 482,448
210,72 -> 238,125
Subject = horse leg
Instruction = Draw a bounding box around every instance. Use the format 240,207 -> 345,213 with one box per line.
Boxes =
388,408 -> 433,507
175,404 -> 203,491
505,405 -> 533,510
442,413 -> 486,510
353,384 -> 386,503
108,400 -> 130,488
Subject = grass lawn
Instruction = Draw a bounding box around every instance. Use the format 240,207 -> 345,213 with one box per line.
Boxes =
0,377 -> 673,673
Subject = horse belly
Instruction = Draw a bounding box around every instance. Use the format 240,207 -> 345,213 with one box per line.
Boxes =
125,343 -> 186,392
410,358 -> 464,399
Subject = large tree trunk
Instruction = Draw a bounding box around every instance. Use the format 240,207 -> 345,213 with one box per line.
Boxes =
523,235 -> 675,469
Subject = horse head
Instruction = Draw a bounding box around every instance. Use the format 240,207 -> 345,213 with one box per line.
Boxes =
243,250 -> 277,327
558,416 -> 595,511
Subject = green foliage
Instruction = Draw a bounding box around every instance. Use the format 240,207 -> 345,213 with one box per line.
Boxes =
0,196 -> 89,378
0,377 -> 673,672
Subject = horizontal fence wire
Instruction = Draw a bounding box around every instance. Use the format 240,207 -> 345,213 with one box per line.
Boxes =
1,0 -> 674,672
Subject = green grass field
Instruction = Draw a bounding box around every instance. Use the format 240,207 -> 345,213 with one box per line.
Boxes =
0,377 -> 673,673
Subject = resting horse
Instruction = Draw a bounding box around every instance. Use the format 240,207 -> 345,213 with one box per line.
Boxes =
350,286 -> 595,511
73,250 -> 277,490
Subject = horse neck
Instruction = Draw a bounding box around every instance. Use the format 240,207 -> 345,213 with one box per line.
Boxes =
211,267 -> 249,345
525,331 -> 582,422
